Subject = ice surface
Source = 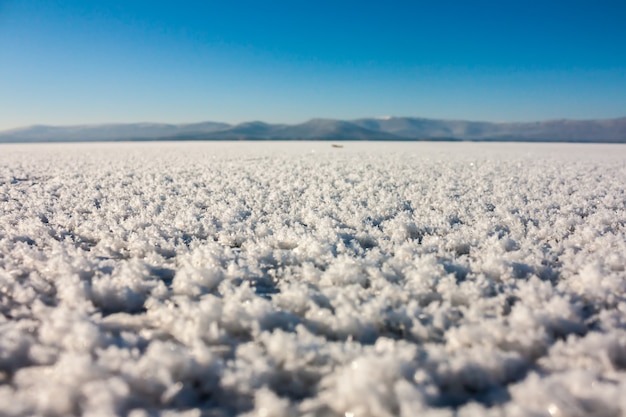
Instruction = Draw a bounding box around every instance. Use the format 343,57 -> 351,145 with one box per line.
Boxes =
0,141 -> 625,416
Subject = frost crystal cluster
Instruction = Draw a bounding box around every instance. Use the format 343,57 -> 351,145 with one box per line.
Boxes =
1,142 -> 625,417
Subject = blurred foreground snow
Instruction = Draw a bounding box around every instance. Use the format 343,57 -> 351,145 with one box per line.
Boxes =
1,141 -> 626,417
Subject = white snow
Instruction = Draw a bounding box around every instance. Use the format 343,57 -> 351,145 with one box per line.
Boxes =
0,141 -> 625,416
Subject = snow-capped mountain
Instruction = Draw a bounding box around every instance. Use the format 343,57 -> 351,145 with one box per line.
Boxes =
1,117 -> 625,142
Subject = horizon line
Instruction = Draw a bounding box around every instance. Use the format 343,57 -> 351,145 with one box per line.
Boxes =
3,114 -> 626,133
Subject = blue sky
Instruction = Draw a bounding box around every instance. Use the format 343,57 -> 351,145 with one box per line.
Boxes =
1,0 -> 625,130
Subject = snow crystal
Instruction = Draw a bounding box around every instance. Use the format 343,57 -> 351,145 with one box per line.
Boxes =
0,141 -> 625,416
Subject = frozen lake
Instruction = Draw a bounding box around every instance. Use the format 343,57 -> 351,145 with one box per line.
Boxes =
1,141 -> 626,416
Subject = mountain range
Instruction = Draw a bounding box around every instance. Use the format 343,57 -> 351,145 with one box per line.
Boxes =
1,116 -> 626,143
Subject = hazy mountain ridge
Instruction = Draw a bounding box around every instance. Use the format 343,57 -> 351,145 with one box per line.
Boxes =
0,122 -> 230,142
1,117 -> 626,142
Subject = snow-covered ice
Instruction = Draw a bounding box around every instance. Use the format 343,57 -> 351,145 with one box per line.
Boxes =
0,141 -> 625,417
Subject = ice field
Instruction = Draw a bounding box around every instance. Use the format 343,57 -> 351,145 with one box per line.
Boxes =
1,141 -> 626,417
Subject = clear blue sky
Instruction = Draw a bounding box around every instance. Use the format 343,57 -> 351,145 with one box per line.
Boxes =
1,0 -> 625,130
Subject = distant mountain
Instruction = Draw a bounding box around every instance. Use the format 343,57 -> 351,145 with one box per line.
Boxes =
1,117 -> 626,143
0,121 -> 230,142
351,117 -> 626,142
